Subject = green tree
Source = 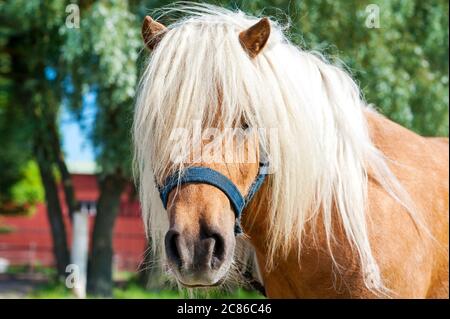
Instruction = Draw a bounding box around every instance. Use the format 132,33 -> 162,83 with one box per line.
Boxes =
0,0 -> 75,278
62,0 -> 140,296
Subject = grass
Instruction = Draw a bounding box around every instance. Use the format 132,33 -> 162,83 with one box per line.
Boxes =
9,266 -> 264,299
29,281 -> 264,299
6,264 -> 57,277
29,282 -> 73,299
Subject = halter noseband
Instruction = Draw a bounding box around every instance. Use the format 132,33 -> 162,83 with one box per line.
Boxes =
158,162 -> 269,234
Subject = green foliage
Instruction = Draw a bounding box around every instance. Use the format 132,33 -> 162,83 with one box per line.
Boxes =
62,0 -> 141,176
0,101 -> 32,205
5,264 -> 57,276
0,223 -> 15,234
0,0 -> 69,211
10,161 -> 44,206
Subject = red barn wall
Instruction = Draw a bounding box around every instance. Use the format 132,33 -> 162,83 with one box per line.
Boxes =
0,174 -> 146,272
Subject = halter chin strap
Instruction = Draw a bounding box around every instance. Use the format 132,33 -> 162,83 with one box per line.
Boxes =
158,162 -> 269,234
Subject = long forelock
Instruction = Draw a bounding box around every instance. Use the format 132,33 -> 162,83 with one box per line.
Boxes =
133,3 -> 418,295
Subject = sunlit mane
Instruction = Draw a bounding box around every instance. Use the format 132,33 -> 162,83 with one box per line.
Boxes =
133,3 -> 417,293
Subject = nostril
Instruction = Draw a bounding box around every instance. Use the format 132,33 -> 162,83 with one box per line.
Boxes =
210,233 -> 225,269
165,229 -> 182,267
211,233 -> 225,259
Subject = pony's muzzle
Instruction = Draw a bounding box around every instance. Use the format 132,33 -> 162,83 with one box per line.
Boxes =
164,227 -> 229,286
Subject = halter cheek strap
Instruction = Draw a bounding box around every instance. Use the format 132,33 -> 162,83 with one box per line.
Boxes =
158,163 -> 268,234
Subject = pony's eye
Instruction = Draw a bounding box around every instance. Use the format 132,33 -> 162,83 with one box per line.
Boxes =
241,122 -> 249,130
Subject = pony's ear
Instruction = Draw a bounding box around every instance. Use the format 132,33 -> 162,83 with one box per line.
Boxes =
142,16 -> 167,50
239,17 -> 271,58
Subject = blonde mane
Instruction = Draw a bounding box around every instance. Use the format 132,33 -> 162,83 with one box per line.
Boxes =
133,3 -> 417,293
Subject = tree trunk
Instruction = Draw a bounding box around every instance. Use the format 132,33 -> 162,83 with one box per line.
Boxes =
87,173 -> 126,297
49,121 -> 78,220
36,153 -> 70,280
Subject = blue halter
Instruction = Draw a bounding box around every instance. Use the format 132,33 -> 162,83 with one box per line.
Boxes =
158,162 -> 269,234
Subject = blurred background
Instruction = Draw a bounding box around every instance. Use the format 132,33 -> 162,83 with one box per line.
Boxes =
0,0 -> 448,298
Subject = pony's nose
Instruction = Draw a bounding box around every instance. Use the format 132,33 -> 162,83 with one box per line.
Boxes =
164,227 -> 226,270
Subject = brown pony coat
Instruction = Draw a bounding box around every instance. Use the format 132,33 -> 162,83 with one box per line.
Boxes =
242,111 -> 449,298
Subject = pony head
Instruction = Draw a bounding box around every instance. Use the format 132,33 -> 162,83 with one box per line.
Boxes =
135,9 -> 272,287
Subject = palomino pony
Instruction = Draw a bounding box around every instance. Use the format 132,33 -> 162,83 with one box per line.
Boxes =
133,5 -> 449,298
